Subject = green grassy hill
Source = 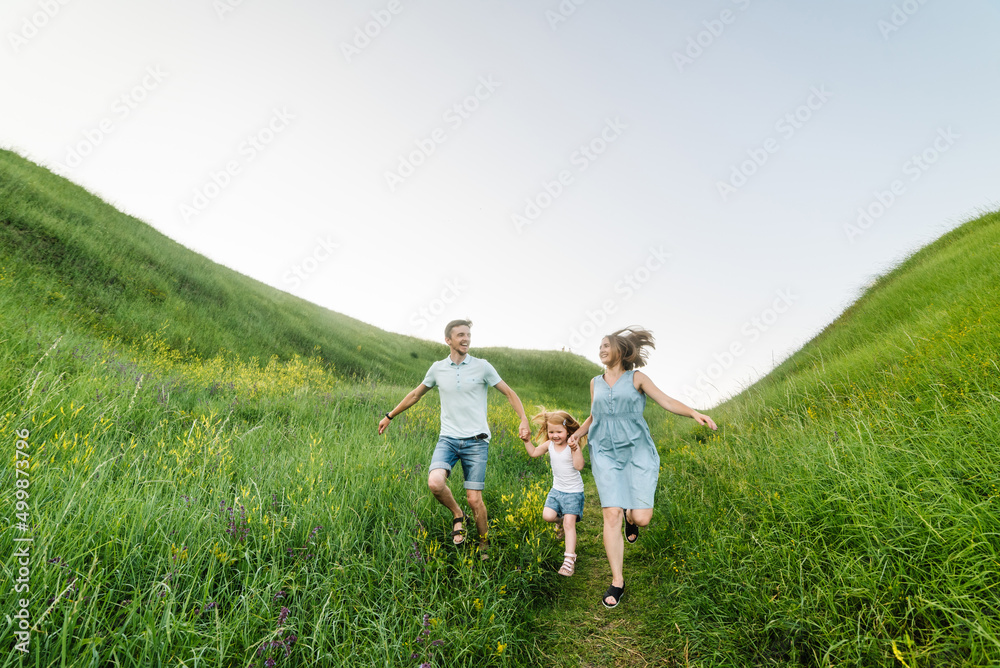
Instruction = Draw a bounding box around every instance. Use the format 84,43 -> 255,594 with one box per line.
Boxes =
625,209 -> 1000,666
0,148 -> 598,667
0,148 -> 597,406
2,145 -> 999,667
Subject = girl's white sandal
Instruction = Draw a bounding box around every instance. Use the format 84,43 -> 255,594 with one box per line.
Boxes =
558,552 -> 576,576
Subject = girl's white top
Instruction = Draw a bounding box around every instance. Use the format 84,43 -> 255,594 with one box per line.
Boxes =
547,441 -> 584,493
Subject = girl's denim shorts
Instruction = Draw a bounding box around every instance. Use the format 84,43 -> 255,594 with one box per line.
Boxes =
544,488 -> 584,520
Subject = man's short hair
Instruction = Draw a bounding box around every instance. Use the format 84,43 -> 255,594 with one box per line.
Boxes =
444,319 -> 472,340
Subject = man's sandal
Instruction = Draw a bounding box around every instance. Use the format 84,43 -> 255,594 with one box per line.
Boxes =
558,552 -> 576,576
478,539 -> 491,561
624,509 -> 639,544
449,515 -> 466,546
602,583 -> 625,609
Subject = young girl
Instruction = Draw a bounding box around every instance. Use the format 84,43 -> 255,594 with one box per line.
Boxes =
521,407 -> 586,576
568,327 -> 717,608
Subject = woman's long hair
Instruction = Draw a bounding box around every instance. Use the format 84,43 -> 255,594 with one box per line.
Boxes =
530,406 -> 585,448
605,326 -> 655,371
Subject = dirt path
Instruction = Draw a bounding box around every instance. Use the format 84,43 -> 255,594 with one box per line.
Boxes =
532,476 -> 690,667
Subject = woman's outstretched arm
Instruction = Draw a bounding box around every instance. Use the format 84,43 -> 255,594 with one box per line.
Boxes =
634,371 -> 717,430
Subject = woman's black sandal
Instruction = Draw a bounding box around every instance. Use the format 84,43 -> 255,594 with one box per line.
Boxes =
449,515 -> 467,545
602,583 -> 625,609
624,509 -> 639,544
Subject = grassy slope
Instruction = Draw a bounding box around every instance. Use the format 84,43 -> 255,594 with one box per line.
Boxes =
0,149 -> 599,667
755,210 -> 999,395
593,210 -> 1000,666
0,148 -> 597,407
4,146 -> 1000,666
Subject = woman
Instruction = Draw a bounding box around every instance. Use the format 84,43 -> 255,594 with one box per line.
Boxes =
569,327 -> 717,608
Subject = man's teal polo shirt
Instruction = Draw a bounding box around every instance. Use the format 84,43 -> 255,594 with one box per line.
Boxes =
421,354 -> 502,438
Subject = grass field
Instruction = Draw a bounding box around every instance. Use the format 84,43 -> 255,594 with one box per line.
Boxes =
2,148 -> 1000,666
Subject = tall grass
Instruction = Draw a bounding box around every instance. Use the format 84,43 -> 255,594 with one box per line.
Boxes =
4,146 -> 1000,666
0,309 -> 575,666
640,210 -> 1000,666
0,148 -> 601,666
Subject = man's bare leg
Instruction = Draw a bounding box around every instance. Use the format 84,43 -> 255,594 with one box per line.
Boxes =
466,489 -> 488,552
428,468 -> 465,544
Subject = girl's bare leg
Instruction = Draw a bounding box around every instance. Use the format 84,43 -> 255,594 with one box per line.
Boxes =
563,514 -> 578,556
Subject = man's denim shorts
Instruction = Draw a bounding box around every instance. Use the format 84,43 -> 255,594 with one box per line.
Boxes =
430,435 -> 489,490
545,488 -> 585,521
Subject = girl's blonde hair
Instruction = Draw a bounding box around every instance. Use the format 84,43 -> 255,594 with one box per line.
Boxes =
530,406 -> 585,447
604,326 -> 655,371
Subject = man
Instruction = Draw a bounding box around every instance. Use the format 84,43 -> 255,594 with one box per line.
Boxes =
378,319 -> 530,556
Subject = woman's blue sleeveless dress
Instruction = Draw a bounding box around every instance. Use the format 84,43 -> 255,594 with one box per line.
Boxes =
589,369 -> 660,509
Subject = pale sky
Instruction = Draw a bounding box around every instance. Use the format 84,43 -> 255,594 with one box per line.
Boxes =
3,0 -> 998,407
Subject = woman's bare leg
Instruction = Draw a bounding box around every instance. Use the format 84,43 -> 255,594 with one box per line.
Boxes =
602,506 -> 625,604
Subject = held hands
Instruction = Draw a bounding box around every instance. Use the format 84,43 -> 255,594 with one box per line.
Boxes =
518,420 -> 531,441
